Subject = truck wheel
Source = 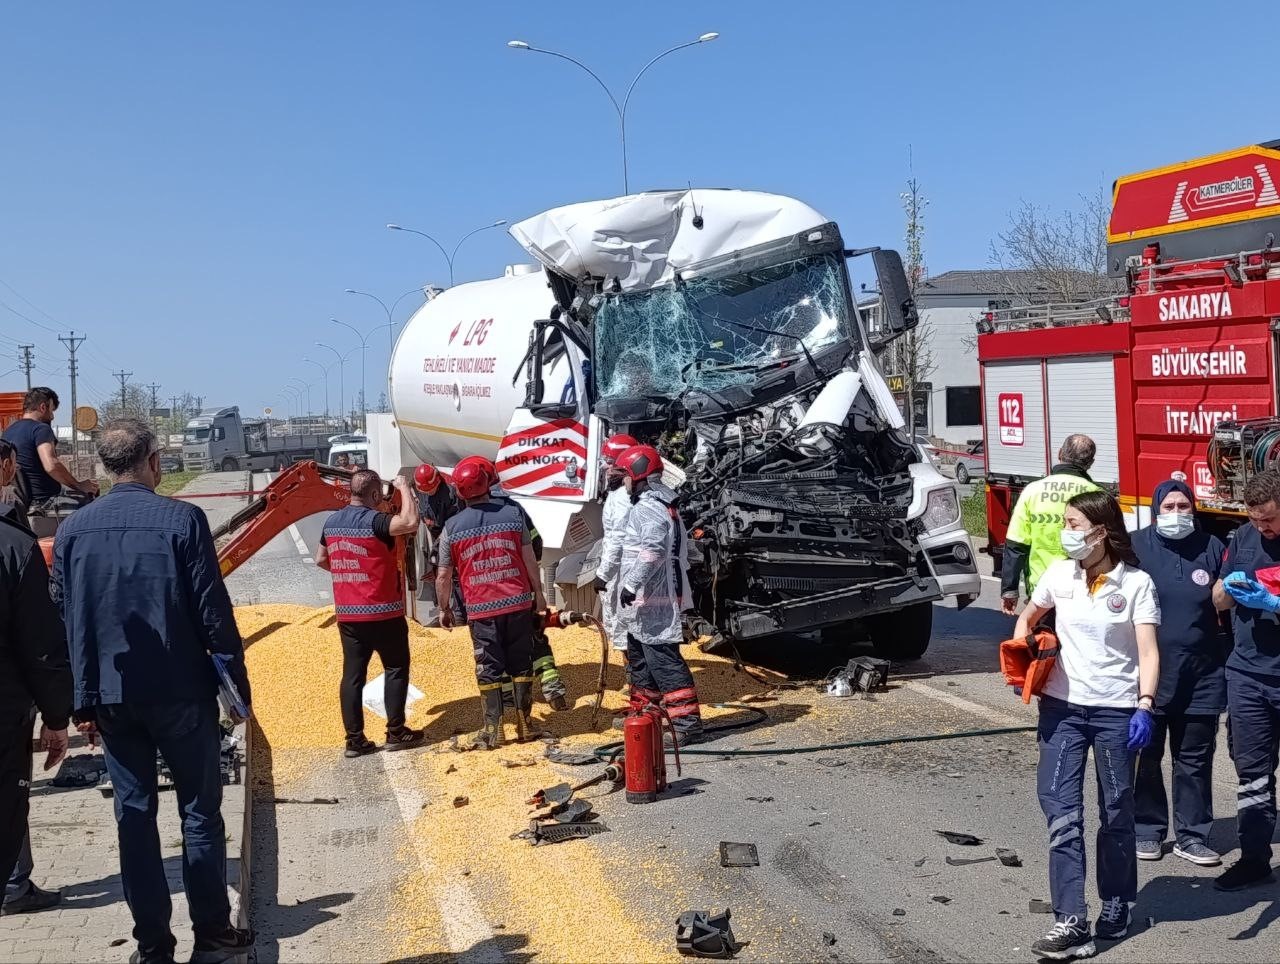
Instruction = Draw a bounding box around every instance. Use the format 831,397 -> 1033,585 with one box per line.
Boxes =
866,602 -> 933,661
220,457 -> 239,473
955,463 -> 970,485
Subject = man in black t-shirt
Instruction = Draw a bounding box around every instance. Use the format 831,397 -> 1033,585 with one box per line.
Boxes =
0,388 -> 98,509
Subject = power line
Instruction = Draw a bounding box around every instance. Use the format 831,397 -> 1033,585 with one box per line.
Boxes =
18,346 -> 34,391
58,332 -> 88,471
113,370 -> 133,411
0,299 -> 60,336
0,277 -> 63,327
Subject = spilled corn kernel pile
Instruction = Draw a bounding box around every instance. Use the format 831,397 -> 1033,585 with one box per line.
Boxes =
237,603 -> 775,961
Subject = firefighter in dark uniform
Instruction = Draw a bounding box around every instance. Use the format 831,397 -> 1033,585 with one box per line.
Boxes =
414,464 -> 465,627
436,457 -> 548,749
1214,467 -> 1280,891
451,456 -> 569,712
317,470 -> 425,758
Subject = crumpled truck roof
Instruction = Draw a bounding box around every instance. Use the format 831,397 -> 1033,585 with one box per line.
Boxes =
509,189 -> 830,293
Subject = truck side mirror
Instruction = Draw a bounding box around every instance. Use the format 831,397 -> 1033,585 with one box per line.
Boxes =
863,249 -> 919,350
212,427 -> 225,442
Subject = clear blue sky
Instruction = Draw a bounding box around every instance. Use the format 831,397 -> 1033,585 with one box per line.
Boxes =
0,1 -> 1268,418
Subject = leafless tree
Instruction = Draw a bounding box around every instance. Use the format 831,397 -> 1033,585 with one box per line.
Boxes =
989,187 -> 1116,303
896,170 -> 936,434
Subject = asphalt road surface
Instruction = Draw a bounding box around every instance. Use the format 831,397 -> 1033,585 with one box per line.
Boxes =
188,471 -> 1277,962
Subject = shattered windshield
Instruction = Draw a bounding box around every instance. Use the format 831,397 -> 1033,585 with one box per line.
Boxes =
593,252 -> 854,401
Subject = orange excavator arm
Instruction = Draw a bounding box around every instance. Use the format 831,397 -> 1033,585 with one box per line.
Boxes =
212,460 -> 405,579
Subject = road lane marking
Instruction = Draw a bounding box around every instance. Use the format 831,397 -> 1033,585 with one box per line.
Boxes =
904,680 -> 1029,728
379,751 -> 501,961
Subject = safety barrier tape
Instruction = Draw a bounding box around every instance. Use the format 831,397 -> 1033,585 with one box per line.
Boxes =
171,490 -> 260,500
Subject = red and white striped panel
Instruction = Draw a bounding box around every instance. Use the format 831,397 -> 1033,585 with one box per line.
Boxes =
495,418 -> 589,499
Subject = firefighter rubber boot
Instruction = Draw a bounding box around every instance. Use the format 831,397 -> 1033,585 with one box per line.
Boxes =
533,652 -> 570,711
500,676 -> 515,712
512,676 -> 549,740
663,687 -> 705,747
465,687 -> 504,751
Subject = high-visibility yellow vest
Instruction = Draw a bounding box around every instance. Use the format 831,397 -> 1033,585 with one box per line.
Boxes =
1006,471 -> 1101,593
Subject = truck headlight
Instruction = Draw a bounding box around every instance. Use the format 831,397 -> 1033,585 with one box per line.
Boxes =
921,487 -> 960,531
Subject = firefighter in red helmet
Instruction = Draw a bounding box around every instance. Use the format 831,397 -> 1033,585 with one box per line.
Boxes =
458,456 -> 570,711
615,444 -> 703,745
414,462 -> 464,627
435,457 -> 547,748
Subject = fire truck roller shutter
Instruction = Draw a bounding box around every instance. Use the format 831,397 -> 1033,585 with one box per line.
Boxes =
982,360 -> 1048,478
1046,356 -> 1120,485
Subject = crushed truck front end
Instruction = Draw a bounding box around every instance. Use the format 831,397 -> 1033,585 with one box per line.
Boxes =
510,190 -> 979,658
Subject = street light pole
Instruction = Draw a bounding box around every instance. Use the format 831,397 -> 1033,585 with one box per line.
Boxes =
303,357 -> 331,418
316,342 -> 360,430
344,284 -> 431,351
507,33 -> 719,193
383,222 -> 507,287
288,378 -> 311,421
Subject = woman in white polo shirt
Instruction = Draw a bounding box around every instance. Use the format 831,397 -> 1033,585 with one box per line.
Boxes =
1013,489 -> 1161,961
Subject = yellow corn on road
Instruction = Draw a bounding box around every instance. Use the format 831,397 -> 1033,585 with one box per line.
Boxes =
238,604 -> 774,962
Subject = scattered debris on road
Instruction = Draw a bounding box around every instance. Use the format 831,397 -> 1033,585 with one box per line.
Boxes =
945,855 -> 996,867
676,908 -> 747,959
935,830 -> 983,846
931,895 -> 952,905
719,842 -> 759,868
1028,899 -> 1053,914
892,908 -> 906,917
273,796 -> 339,805
996,848 -> 1022,867
452,795 -> 469,808
822,931 -> 837,946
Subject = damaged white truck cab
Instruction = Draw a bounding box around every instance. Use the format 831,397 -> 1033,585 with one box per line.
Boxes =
388,189 -> 979,659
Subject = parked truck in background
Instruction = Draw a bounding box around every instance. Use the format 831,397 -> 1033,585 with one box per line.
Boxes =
183,406 -> 330,472
980,140 -> 1280,576
371,189 -> 981,660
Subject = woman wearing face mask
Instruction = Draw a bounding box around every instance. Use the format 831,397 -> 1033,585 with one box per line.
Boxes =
1129,479 -> 1228,869
1014,489 -> 1160,960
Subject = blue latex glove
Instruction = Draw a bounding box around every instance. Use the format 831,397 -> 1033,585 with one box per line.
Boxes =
1127,707 -> 1154,751
1223,573 -> 1280,613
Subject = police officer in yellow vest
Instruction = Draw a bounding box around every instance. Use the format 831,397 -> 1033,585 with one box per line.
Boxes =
1001,434 -> 1101,616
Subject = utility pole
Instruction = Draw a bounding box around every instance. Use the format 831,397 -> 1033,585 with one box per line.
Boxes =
58,332 -> 87,474
113,371 -> 133,413
18,346 -> 34,391
146,382 -> 161,434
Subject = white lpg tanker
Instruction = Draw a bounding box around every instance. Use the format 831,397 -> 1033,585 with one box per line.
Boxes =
373,189 -> 979,659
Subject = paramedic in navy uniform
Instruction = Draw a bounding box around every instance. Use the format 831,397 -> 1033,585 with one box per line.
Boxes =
1131,479 -> 1229,867
1214,467 -> 1280,891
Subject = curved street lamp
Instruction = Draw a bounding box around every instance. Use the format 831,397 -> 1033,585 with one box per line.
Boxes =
287,377 -> 311,419
316,342 -> 360,428
383,222 -> 507,287
302,357 -> 331,418
343,284 -> 431,351
279,388 -> 299,422
507,33 -> 718,192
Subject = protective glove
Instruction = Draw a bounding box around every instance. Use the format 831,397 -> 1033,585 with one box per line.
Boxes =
592,576 -> 608,594
1223,573 -> 1280,613
1127,707 -> 1155,751
619,587 -> 637,608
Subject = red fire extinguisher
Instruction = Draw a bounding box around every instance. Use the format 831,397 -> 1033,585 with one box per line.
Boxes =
624,703 -> 681,804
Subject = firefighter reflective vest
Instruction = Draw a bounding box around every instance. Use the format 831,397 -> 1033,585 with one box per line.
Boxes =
321,505 -> 405,622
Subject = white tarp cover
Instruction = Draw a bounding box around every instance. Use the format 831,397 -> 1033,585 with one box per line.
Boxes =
509,190 -> 830,292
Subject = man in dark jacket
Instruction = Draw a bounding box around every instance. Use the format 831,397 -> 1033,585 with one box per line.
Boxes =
0,449 -> 72,912
53,419 -> 252,964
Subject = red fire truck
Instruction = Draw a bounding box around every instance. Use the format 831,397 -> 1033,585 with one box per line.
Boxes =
980,140 -> 1280,575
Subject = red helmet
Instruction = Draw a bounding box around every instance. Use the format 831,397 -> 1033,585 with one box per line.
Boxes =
414,463 -> 441,494
452,457 -> 495,500
454,455 -> 498,486
601,433 -> 638,465
615,444 -> 663,482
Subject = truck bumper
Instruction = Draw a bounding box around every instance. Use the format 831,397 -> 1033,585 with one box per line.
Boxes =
917,526 -> 982,602
727,573 -> 943,640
